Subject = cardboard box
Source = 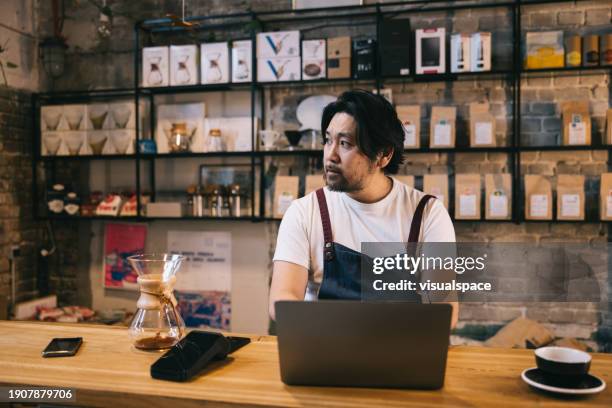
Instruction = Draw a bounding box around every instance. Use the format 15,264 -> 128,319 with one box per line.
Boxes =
416,28 -> 445,74
302,40 -> 326,80
380,18 -> 411,76
142,46 -> 169,87
524,31 -> 564,69
469,102 -> 496,147
327,36 -> 351,78
231,40 -> 252,83
396,105 -> 420,149
256,31 -> 300,58
201,42 -> 229,84
451,34 -> 471,73
257,57 -> 301,82
170,45 -> 198,86
470,32 -> 491,72
353,38 -> 376,79
14,295 -> 57,320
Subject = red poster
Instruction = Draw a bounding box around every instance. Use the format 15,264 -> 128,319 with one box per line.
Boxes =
103,223 -> 147,290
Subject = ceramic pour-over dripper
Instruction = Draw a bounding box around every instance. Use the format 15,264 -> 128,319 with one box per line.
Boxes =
284,130 -> 303,150
127,253 -> 186,350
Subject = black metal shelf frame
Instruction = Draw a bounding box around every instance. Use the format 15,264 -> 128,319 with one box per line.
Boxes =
32,0 -> 611,229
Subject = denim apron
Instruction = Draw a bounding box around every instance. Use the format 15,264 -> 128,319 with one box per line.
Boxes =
315,188 -> 434,301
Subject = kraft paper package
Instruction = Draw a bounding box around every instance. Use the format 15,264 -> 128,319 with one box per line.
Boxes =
455,174 -> 481,220
273,175 -> 299,218
525,174 -> 552,220
601,173 -> 612,221
556,174 -> 585,221
469,102 -> 496,147
561,100 -> 591,146
607,109 -> 612,145
429,106 -> 456,148
304,174 -> 325,196
396,105 -> 421,149
423,174 -> 448,209
485,173 -> 512,220
395,175 -> 415,187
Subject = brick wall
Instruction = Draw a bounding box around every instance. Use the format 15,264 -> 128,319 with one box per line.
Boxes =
34,0 -> 611,345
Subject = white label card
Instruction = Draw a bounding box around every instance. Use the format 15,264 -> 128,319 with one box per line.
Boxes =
434,123 -> 451,146
530,194 -> 548,217
561,194 -> 580,217
489,194 -> 508,217
459,194 -> 477,216
404,124 -> 417,147
569,122 -> 586,145
475,122 -> 493,145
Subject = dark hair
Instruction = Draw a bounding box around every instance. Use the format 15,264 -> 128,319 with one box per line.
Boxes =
321,89 -> 405,175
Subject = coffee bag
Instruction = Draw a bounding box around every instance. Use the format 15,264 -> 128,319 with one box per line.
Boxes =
485,173 -> 512,220
469,102 -> 496,147
430,106 -> 456,148
606,108 -> 612,145
525,175 -> 552,220
601,173 -> 612,221
455,174 -> 481,220
273,175 -> 299,218
396,105 -> 421,149
424,174 -> 448,208
556,174 -> 584,220
561,100 -> 591,146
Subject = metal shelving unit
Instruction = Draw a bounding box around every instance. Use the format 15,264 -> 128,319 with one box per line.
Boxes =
32,0 -> 611,225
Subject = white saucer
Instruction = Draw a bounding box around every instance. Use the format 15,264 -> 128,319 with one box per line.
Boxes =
521,367 -> 606,395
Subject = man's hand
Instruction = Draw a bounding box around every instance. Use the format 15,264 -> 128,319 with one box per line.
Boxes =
269,261 -> 308,320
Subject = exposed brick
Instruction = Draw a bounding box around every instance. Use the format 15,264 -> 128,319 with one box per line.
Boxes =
554,76 -> 580,87
557,10 -> 584,26
592,151 -> 609,161
530,102 -> 556,116
581,163 -> 609,176
540,151 -> 591,162
486,153 -> 510,163
542,118 -> 562,132
556,162 -> 582,174
585,8 -> 611,25
455,153 -> 487,163
528,163 -> 555,175
520,151 -> 539,162
530,12 -> 555,27
521,118 -> 542,132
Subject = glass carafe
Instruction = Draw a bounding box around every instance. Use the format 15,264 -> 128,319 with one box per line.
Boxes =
127,253 -> 186,350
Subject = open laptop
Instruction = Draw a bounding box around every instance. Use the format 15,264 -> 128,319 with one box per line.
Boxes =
275,301 -> 452,389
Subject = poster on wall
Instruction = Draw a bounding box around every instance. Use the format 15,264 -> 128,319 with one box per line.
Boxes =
167,231 -> 232,330
103,223 -> 147,290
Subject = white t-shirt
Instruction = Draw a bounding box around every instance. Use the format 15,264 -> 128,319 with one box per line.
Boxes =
273,177 -> 456,299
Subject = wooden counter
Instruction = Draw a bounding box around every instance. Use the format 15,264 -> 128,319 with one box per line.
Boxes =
0,321 -> 610,407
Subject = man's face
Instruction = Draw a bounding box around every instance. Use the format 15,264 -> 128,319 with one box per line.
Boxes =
323,112 -> 376,192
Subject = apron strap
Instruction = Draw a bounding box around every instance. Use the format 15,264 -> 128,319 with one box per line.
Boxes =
408,194 -> 436,243
316,188 -> 334,261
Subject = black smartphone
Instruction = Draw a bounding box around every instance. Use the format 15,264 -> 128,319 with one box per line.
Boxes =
151,331 -> 250,382
42,337 -> 83,358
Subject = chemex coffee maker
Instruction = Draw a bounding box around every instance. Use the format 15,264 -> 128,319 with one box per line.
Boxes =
127,253 -> 186,351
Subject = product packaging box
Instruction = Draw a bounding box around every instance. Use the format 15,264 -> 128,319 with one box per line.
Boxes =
561,100 -> 591,146
485,173 -> 512,220
524,31 -> 564,69
416,28 -> 446,74
451,33 -> 471,73
396,105 -> 421,149
142,46 -> 169,87
256,31 -> 300,58
257,57 -> 301,82
470,32 -> 491,72
352,38 -> 376,79
469,102 -> 496,147
201,42 -> 229,84
455,173 -> 481,220
302,39 -> 326,80
429,106 -> 456,148
380,18 -> 411,76
170,45 -> 198,86
525,175 -> 552,220
556,174 -> 585,221
327,36 -> 351,78
231,40 -> 252,83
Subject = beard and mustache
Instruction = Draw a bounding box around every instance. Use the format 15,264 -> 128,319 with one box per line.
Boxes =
324,161 -> 375,193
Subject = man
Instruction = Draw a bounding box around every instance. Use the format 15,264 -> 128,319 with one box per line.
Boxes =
269,90 -> 458,327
